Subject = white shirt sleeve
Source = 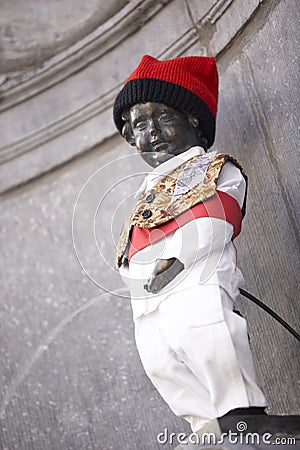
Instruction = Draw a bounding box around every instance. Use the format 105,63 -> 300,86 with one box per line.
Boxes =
216,161 -> 246,208
160,161 -> 246,268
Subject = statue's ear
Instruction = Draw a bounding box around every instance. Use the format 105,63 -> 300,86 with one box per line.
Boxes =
121,111 -> 136,146
187,113 -> 208,152
187,114 -> 199,129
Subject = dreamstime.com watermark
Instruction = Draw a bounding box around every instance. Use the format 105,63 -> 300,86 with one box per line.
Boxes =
157,421 -> 297,446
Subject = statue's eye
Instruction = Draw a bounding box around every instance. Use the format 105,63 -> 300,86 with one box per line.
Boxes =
160,112 -> 173,121
135,121 -> 147,130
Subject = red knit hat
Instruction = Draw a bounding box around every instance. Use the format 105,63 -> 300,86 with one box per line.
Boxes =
113,54 -> 218,148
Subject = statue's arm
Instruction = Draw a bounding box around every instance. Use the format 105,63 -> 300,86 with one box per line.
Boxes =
144,257 -> 184,294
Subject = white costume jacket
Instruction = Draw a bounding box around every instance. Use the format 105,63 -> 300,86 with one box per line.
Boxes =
117,146 -> 266,431
119,146 -> 246,319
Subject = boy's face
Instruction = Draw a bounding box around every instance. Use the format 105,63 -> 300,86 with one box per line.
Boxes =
129,102 -> 199,167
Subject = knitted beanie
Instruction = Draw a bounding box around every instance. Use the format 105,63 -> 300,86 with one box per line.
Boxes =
113,54 -> 218,148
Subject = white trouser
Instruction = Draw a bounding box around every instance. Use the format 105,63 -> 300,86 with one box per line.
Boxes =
134,284 -> 267,432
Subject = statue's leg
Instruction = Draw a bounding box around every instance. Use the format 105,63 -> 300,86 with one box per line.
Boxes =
134,307 -> 216,432
158,284 -> 267,424
134,283 -> 266,433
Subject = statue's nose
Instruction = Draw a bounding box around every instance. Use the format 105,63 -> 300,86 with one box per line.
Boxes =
149,119 -> 159,136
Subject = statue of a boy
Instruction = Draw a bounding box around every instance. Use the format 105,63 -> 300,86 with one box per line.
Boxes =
113,55 -> 266,433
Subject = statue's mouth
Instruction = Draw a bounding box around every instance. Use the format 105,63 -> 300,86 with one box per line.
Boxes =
151,142 -> 168,151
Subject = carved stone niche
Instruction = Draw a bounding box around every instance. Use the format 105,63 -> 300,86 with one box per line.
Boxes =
0,0 -> 128,74
0,0 -> 262,194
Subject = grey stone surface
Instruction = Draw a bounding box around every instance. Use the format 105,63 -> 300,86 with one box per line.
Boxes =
0,0 -> 128,74
0,292 -> 191,450
0,0 -> 299,449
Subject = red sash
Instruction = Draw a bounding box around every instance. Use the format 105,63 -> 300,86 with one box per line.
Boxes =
128,190 -> 242,261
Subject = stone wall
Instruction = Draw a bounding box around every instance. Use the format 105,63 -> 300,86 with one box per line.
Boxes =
0,1 -> 299,449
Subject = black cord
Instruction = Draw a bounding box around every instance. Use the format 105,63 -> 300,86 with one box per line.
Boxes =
239,288 -> 300,342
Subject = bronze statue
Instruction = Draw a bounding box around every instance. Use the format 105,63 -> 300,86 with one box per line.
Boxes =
113,54 -> 267,437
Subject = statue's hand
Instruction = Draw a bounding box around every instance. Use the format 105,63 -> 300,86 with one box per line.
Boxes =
144,258 -> 184,294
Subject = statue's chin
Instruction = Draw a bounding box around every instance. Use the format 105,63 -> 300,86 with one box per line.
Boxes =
145,152 -> 174,167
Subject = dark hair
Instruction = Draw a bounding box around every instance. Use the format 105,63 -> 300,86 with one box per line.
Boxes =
121,111 -> 135,146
